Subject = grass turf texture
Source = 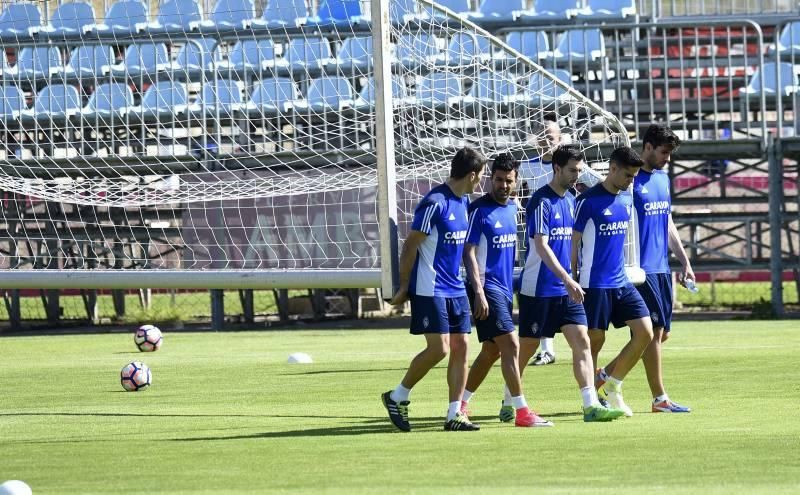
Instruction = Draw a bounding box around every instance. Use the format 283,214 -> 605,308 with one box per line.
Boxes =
1,321 -> 797,494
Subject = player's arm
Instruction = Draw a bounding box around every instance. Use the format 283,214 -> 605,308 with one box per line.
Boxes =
667,214 -> 695,286
533,234 -> 584,303
571,198 -> 589,285
570,230 -> 582,284
390,230 -> 427,306
463,243 -> 489,320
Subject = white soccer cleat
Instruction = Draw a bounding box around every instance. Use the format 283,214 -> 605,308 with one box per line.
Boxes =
604,389 -> 634,417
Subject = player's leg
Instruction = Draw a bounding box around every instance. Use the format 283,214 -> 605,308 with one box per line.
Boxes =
583,288 -> 609,370
494,331 -> 553,427
461,340 -> 500,413
461,287 -> 505,413
443,295 -> 479,431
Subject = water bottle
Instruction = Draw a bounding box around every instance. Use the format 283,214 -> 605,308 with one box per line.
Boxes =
684,278 -> 699,294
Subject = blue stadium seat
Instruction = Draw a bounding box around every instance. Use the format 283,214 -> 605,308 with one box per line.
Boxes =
395,34 -> 441,65
551,29 -> 605,62
83,82 -> 135,116
0,2 -> 42,35
774,22 -> 800,55
354,77 -> 406,110
62,45 -> 114,79
417,73 -> 463,107
136,80 -> 189,118
0,85 -> 26,118
196,0 -> 255,33
526,69 -> 572,104
28,84 -> 82,119
577,0 -> 636,20
94,0 -> 149,34
285,37 -> 334,72
173,38 -> 219,71
425,0 -> 473,17
308,0 -> 365,26
117,43 -> 170,78
46,1 -> 96,34
741,62 -> 797,96
250,0 -> 308,28
390,0 -> 419,23
17,47 -> 62,80
306,76 -> 354,112
245,77 -> 301,116
147,0 -> 202,33
438,33 -> 492,66
468,0 -> 526,23
463,71 -> 520,103
501,31 -> 549,60
336,36 -> 373,73
224,39 -> 281,71
190,79 -> 244,117
519,0 -> 580,21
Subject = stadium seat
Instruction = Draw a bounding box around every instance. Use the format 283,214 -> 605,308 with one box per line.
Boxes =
196,0 -> 255,32
424,0 -> 473,18
190,79 -> 244,117
390,0 -> 419,23
1,49 -> 16,77
519,0 -> 580,21
224,39 -> 283,71
285,37 -> 335,72
135,80 -> 189,119
61,44 -> 114,79
173,38 -> 219,71
500,31 -> 549,60
245,77 -> 302,116
354,77 -> 407,110
576,0 -> 636,20
468,0 -> 527,23
83,82 -> 135,116
27,84 -> 82,119
395,34 -> 442,66
306,76 -> 354,112
526,69 -> 573,104
45,1 -> 96,34
416,73 -> 463,108
336,36 -> 373,73
17,47 -> 62,80
774,22 -> 800,55
147,0 -> 202,33
116,43 -> 170,78
308,0 -> 365,26
551,28 -> 605,62
462,71 -> 520,103
741,62 -> 797,96
0,2 -> 42,35
0,85 -> 27,118
93,0 -> 149,34
438,33 -> 492,66
250,0 -> 308,28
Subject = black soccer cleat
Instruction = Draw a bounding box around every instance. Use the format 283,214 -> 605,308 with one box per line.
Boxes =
531,351 -> 556,366
443,412 -> 480,431
382,390 -> 411,432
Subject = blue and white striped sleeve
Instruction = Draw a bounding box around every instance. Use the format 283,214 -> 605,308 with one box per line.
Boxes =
410,200 -> 440,235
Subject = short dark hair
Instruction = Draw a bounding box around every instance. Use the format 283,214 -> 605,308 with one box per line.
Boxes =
490,153 -> 519,177
642,123 -> 681,150
450,146 -> 487,179
609,146 -> 644,169
552,144 -> 584,169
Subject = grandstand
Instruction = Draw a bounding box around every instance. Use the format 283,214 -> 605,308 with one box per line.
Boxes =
0,0 -> 797,329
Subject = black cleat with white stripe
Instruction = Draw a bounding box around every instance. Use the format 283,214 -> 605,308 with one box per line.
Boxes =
382,390 -> 411,432
443,412 -> 480,431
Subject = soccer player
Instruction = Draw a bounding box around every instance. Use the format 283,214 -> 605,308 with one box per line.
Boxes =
517,144 -> 625,422
459,154 -> 552,428
572,146 -> 654,417
597,124 -> 694,413
382,147 -> 486,432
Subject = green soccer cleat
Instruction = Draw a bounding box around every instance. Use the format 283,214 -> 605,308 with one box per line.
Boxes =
498,403 -> 515,423
583,404 -> 626,422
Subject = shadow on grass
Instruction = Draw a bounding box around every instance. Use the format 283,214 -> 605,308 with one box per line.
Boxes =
280,367 -> 441,376
0,411 -> 266,418
170,420 -> 452,440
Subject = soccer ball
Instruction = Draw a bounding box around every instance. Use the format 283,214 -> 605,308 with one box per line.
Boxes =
120,361 -> 152,392
134,324 -> 162,352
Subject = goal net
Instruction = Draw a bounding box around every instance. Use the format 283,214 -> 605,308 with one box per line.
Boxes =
0,0 -> 638,289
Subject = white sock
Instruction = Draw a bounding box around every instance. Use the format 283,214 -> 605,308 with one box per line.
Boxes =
654,394 -> 670,403
503,385 -> 512,406
511,395 -> 528,410
462,390 -> 473,402
540,337 -> 554,355
446,401 -> 460,421
607,375 -> 623,391
391,384 -> 411,403
580,386 -> 599,408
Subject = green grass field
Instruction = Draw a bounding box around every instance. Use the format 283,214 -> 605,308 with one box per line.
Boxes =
1,321 -> 798,494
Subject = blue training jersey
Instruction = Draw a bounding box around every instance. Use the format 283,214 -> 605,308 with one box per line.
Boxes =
520,185 -> 576,297
408,183 -> 470,297
465,194 -> 518,301
573,183 -> 632,288
633,169 -> 671,274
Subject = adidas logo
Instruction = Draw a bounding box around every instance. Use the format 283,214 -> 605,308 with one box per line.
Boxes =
603,208 -> 613,216
554,212 -> 561,219
494,220 -> 502,228
641,186 -> 649,194
448,213 -> 456,221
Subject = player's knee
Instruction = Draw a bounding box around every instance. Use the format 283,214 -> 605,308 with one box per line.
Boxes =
449,335 -> 469,356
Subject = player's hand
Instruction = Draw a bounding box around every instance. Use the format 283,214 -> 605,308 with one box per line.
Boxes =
677,264 -> 696,288
473,291 -> 489,320
661,331 -> 670,343
390,287 -> 409,306
564,277 -> 585,304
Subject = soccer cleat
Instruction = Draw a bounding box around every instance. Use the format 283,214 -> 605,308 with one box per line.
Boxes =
459,400 -> 471,416
443,412 -> 480,431
381,391 -> 411,432
599,386 -> 633,417
583,404 -> 626,422
531,351 -> 556,366
515,409 -> 554,427
498,403 -> 515,422
652,399 -> 692,413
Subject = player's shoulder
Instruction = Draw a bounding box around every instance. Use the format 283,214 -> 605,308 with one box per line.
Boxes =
422,184 -> 451,205
468,194 -> 491,213
577,183 -> 604,201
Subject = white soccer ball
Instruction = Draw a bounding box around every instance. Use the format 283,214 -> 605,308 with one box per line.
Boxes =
0,480 -> 32,495
287,352 -> 313,364
134,324 -> 162,352
120,361 -> 152,392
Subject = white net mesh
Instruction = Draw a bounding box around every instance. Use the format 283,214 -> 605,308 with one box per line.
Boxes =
0,0 -> 632,281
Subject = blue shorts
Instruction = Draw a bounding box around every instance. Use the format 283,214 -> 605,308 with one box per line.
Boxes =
467,286 -> 515,343
410,294 -> 472,335
637,273 -> 673,332
583,284 -> 650,331
518,294 -> 587,339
